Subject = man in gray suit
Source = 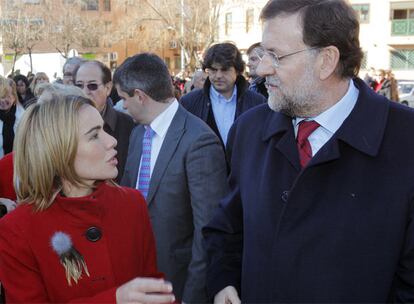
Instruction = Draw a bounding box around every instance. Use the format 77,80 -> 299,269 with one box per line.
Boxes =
113,53 -> 228,303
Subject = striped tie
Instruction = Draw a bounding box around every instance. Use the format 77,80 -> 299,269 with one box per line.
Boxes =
138,126 -> 154,199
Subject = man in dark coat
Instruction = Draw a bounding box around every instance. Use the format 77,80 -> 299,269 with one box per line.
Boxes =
203,0 -> 414,303
181,43 -> 266,148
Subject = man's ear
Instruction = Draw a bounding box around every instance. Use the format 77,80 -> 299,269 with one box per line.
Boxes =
134,88 -> 147,104
317,46 -> 340,80
105,81 -> 113,96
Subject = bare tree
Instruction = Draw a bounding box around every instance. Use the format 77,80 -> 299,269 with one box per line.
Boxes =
110,0 -> 165,58
113,0 -> 222,71
147,0 -> 222,71
42,0 -> 105,58
0,6 -> 45,74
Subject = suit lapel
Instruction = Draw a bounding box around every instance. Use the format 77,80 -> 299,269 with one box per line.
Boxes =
146,106 -> 186,205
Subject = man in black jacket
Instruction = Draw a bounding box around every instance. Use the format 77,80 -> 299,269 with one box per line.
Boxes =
181,43 -> 266,148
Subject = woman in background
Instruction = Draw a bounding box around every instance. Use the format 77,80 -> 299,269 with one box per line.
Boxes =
0,77 -> 24,159
30,72 -> 50,98
13,75 -> 34,107
0,94 -> 175,303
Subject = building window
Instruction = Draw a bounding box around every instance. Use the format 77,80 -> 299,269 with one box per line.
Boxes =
82,37 -> 100,47
23,0 -> 41,4
351,4 -> 370,23
103,0 -> 111,11
104,21 -> 112,32
391,6 -> 414,36
174,55 -> 181,71
390,49 -> 414,70
81,0 -> 99,11
225,12 -> 232,35
392,9 -> 414,20
165,57 -> 171,69
246,9 -> 254,33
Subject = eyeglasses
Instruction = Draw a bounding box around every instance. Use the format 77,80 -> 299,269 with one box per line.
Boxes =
258,47 -> 319,67
74,83 -> 103,91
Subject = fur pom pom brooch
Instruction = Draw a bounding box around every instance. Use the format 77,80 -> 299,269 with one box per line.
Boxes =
50,231 -> 90,286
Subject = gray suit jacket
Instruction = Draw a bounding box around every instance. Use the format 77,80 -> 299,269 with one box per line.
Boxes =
121,105 -> 228,302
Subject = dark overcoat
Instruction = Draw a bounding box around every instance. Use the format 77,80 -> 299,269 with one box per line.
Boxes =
204,78 -> 414,302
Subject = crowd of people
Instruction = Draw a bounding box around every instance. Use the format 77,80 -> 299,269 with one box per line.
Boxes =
1,0 -> 414,303
364,67 -> 400,102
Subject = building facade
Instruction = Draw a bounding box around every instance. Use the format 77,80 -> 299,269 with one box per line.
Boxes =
0,0 -> 182,77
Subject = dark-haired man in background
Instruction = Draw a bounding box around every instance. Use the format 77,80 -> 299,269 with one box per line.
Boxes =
181,42 -> 266,148
74,60 -> 134,181
204,0 -> 414,302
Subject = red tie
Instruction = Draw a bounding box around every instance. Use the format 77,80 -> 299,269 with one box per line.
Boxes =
297,120 -> 320,168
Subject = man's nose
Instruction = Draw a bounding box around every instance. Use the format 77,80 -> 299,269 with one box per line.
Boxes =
256,56 -> 275,78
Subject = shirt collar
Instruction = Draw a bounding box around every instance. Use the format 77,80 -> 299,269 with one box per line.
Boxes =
210,84 -> 237,102
295,79 -> 359,134
150,99 -> 179,139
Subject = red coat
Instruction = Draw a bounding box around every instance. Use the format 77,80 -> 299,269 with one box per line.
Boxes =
0,182 -> 162,303
0,153 -> 16,200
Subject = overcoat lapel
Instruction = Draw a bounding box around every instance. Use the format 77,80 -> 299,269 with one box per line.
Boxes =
262,111 -> 301,171
145,106 -> 186,205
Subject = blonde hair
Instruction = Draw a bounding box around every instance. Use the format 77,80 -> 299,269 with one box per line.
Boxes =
30,72 -> 50,97
14,95 -> 95,210
0,76 -> 19,105
37,82 -> 87,103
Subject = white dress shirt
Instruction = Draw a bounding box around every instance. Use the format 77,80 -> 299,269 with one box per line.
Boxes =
135,99 -> 179,189
209,85 -> 237,145
294,79 -> 359,156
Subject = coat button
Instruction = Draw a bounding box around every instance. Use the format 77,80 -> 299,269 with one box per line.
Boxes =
281,190 -> 289,202
85,227 -> 102,242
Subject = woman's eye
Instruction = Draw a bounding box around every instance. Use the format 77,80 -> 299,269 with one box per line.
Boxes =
91,133 -> 99,140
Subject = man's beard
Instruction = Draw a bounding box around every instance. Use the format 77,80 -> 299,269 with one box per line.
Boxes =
266,66 -> 320,117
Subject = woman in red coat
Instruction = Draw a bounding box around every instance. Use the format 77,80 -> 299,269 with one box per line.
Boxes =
0,153 -> 17,219
0,94 -> 175,303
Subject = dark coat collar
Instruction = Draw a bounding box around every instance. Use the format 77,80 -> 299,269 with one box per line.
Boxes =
262,78 -> 389,157
102,98 -> 117,132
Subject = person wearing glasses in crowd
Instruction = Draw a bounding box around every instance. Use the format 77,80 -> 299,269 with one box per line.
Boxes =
62,57 -> 86,85
181,42 -> 266,149
246,42 -> 268,99
74,60 -> 135,182
204,0 -> 414,302
0,92 -> 175,303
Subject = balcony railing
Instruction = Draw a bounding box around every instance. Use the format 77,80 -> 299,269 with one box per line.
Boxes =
392,19 -> 414,36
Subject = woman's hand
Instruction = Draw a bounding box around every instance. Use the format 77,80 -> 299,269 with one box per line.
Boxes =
116,277 -> 175,304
